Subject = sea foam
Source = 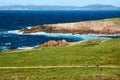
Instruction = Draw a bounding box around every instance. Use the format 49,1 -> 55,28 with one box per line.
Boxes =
17,45 -> 39,50
7,30 -> 23,34
28,32 -> 110,40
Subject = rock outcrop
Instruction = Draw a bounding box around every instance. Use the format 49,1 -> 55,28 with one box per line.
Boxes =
39,40 -> 69,48
20,18 -> 120,34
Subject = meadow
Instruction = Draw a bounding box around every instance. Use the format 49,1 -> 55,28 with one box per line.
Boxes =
0,38 -> 120,80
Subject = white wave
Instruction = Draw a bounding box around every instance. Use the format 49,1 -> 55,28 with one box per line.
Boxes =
17,45 -> 39,50
28,32 -> 120,36
7,30 -> 23,34
26,26 -> 32,29
29,32 -> 80,38
28,32 -> 110,40
5,29 -> 120,40
6,28 -> 120,37
5,43 -> 11,45
17,47 -> 34,50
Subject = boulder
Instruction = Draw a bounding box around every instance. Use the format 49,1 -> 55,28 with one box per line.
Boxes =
40,40 -> 69,48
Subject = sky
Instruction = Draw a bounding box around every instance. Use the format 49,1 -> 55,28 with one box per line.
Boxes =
0,0 -> 120,7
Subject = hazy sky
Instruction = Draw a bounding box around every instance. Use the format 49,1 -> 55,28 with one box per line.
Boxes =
0,0 -> 120,7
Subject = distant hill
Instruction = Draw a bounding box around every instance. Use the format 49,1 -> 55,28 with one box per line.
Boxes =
81,4 -> 120,10
0,4 -> 120,10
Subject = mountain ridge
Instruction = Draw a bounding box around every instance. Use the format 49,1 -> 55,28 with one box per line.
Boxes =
0,4 -> 120,10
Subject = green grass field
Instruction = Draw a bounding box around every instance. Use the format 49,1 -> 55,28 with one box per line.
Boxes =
0,68 -> 120,80
0,39 -> 120,67
0,38 -> 120,80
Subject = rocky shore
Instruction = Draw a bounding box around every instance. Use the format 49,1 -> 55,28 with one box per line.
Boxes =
6,40 -> 69,52
39,40 -> 69,48
20,18 -> 120,34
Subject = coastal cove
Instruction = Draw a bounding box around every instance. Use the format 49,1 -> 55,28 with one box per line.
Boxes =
0,10 -> 120,80
1,28 -> 120,52
1,0 -> 120,79
0,10 -> 120,52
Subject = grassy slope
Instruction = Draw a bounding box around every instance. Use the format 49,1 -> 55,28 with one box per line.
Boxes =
0,38 -> 120,79
0,39 -> 120,67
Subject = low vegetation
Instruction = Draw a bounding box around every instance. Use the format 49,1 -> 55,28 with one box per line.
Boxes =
0,38 -> 120,80
0,68 -> 120,80
0,39 -> 120,66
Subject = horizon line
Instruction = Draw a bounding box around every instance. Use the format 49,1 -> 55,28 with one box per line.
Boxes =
0,4 -> 120,7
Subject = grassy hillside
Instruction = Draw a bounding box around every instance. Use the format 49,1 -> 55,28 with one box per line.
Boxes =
0,39 -> 120,67
0,38 -> 120,80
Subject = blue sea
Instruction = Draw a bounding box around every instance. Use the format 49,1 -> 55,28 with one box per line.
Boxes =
0,10 -> 120,52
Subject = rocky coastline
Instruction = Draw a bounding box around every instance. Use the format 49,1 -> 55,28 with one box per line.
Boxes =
3,18 -> 120,53
20,18 -> 120,34
6,40 -> 69,53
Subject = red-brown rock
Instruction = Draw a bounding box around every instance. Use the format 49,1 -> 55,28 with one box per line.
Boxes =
40,40 -> 69,48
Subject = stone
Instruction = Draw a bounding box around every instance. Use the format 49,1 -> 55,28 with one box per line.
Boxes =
40,40 -> 69,48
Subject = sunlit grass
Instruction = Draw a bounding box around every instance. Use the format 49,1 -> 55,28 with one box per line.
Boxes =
0,68 -> 120,80
0,38 -> 120,67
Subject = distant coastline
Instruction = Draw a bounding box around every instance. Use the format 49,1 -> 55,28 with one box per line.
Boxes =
0,4 -> 120,10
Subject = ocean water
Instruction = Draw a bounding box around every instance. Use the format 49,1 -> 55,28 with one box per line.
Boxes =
0,10 -> 120,52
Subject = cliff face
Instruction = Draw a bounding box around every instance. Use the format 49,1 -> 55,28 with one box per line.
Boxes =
20,18 -> 120,34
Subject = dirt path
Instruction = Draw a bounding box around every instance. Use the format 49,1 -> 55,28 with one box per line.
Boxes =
0,66 -> 119,69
